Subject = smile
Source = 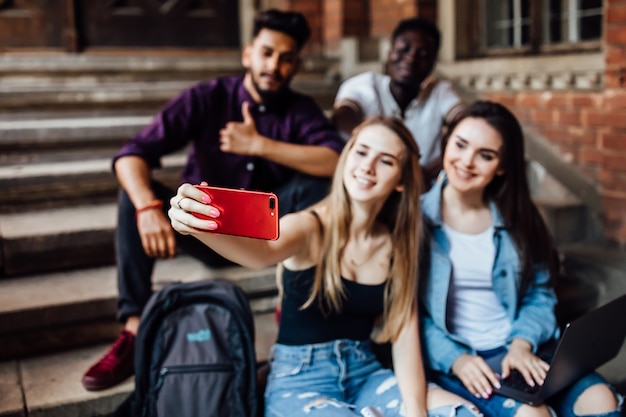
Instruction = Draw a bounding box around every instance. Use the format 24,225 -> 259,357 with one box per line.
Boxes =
355,176 -> 375,187
454,167 -> 474,179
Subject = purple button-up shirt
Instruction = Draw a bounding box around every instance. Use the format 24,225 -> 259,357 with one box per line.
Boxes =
113,75 -> 344,190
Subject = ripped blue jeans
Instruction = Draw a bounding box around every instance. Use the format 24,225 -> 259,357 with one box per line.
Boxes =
434,370 -> 623,417
265,339 -> 477,417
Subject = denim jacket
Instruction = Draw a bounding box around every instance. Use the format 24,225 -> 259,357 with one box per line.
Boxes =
419,176 -> 559,374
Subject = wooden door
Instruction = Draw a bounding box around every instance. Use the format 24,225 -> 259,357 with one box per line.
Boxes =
75,0 -> 240,49
0,0 -> 240,52
0,0 -> 68,50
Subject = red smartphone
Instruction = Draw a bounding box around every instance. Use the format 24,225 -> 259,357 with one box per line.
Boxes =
192,185 -> 279,240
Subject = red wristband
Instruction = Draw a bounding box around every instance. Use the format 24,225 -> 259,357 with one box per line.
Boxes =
135,200 -> 163,221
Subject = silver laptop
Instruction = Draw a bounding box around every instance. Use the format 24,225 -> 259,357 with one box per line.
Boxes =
486,293 -> 626,405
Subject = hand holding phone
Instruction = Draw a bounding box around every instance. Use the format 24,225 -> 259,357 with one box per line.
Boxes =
193,185 -> 279,240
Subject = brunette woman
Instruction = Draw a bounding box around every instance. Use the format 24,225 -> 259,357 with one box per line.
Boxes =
420,101 -> 622,417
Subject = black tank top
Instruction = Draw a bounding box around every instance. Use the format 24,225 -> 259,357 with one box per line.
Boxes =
276,211 -> 387,345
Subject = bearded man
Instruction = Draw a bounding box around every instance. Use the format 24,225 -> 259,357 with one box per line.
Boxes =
82,8 -> 343,391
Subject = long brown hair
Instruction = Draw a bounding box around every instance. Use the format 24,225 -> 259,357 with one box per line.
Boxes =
441,101 -> 558,295
302,116 -> 423,343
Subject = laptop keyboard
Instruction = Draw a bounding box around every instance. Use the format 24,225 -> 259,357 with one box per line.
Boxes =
502,370 -> 541,394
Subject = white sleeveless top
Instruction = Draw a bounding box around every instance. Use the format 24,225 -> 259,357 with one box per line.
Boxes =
443,223 -> 512,351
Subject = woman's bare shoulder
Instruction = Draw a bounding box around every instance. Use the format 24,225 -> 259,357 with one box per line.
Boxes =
281,208 -> 327,270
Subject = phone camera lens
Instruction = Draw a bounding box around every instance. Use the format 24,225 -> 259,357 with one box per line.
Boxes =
269,197 -> 276,210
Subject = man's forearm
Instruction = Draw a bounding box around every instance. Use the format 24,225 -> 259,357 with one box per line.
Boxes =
257,139 -> 339,177
114,156 -> 157,208
331,102 -> 363,140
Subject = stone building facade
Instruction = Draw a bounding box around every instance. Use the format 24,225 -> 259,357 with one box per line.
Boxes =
0,0 -> 623,244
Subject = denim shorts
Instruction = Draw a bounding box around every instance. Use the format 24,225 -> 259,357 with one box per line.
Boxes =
264,339 -> 477,417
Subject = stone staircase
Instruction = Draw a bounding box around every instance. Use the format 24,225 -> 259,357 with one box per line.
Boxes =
0,53 -> 339,417
1,51 -> 625,417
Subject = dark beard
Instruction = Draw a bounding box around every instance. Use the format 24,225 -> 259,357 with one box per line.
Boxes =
251,77 -> 290,105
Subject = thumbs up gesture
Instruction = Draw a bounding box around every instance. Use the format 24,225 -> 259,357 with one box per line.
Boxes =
219,102 -> 266,156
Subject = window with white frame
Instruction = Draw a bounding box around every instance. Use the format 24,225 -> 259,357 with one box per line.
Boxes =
543,0 -> 602,44
456,0 -> 602,58
483,0 -> 531,49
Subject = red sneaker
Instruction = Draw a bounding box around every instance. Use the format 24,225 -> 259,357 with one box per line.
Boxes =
82,330 -> 135,391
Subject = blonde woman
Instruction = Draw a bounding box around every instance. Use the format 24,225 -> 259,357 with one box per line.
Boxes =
169,117 -> 477,417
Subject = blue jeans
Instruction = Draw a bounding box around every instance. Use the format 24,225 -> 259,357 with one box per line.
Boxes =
433,367 -> 623,417
264,339 -> 477,417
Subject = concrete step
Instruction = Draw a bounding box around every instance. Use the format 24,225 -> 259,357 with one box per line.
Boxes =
0,79 -> 198,111
1,145 -> 124,167
0,254 -> 278,360
560,244 -> 626,307
0,198 -> 191,276
0,64 -> 337,111
527,159 -> 593,246
0,52 -> 242,75
0,152 -> 184,212
0,52 -> 333,81
535,199 -> 589,246
0,77 -> 337,117
0,311 -> 278,417
0,73 -> 338,154
0,113 -> 152,153
0,53 -> 240,113
0,202 -> 116,276
557,245 -> 626,399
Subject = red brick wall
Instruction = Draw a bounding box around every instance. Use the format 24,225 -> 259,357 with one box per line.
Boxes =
369,0 -> 436,37
320,0 -> 370,52
343,0 -> 370,38
482,1 -> 626,245
281,0 -> 325,54
601,0 -> 626,244
606,0 -> 626,89
286,0 -> 436,54
322,0 -> 342,51
310,0 -> 436,53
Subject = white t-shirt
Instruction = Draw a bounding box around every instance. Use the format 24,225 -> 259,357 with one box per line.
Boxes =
334,72 -> 463,166
443,223 -> 512,351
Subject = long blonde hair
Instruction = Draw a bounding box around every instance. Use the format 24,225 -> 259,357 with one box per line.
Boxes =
300,116 -> 423,343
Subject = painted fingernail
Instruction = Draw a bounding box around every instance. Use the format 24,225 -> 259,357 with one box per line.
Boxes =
201,196 -> 211,204
209,208 -> 220,217
206,222 -> 218,230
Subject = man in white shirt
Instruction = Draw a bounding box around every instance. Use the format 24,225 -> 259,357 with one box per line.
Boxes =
332,17 -> 464,187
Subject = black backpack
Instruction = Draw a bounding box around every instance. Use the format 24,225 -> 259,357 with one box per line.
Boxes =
120,279 -> 259,417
